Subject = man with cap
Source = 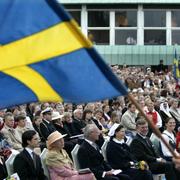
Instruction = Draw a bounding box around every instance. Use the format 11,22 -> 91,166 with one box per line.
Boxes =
39,107 -> 56,141
13,130 -> 47,180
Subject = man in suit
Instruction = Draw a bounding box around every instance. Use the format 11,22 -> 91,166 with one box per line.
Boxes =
72,108 -> 85,134
39,107 -> 56,141
13,130 -> 47,180
1,112 -> 23,151
130,119 -> 180,180
77,124 -> 131,180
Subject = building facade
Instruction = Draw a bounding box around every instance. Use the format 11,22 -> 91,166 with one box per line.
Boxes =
60,0 -> 180,65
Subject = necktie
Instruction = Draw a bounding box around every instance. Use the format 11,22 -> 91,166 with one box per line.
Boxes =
9,129 -> 15,135
92,142 -> 99,151
32,152 -> 36,168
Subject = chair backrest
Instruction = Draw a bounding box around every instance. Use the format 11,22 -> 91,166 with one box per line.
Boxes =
150,133 -> 162,155
5,150 -> 19,176
101,138 -> 109,161
40,148 -> 50,180
125,135 -> 133,146
71,144 -> 80,170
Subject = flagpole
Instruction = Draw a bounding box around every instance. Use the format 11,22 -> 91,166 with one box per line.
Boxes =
128,93 -> 178,158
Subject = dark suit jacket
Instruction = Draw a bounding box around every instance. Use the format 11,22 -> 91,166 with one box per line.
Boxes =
72,118 -> 86,134
13,149 -> 47,180
78,140 -> 112,179
106,140 -> 137,170
130,134 -> 159,163
40,119 -> 56,140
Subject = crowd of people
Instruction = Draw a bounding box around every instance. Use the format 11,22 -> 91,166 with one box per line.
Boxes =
0,63 -> 180,179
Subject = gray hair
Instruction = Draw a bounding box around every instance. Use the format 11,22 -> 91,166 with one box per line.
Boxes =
83,124 -> 98,139
73,109 -> 82,115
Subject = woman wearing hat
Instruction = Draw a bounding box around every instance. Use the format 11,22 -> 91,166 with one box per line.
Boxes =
106,125 -> 153,180
45,131 -> 95,180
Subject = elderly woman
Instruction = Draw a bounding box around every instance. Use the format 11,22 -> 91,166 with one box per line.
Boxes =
106,124 -> 153,180
45,131 -> 95,180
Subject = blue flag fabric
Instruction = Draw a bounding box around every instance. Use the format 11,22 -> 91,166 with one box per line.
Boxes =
173,49 -> 180,81
0,0 -> 128,109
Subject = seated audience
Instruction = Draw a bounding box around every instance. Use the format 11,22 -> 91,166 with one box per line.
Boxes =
15,114 -> 29,138
63,112 -> 80,136
40,108 -> 56,141
106,124 -> 153,180
33,115 -> 43,140
72,109 -> 85,134
130,119 -> 180,180
1,112 -> 23,151
45,131 -> 95,180
121,103 -> 138,137
78,124 -> 132,180
13,130 -> 47,180
107,111 -> 120,129
170,99 -> 180,127
160,117 -> 178,161
51,111 -> 77,157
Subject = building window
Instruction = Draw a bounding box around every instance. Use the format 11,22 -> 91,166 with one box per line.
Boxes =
68,11 -> 81,26
171,10 -> 180,45
115,11 -> 137,27
115,10 -> 137,45
144,30 -> 166,45
172,11 -> 180,27
88,11 -> 109,27
144,11 -> 166,27
88,11 -> 110,45
144,10 -> 166,45
172,30 -> 180,45
88,30 -> 109,45
115,30 -> 137,45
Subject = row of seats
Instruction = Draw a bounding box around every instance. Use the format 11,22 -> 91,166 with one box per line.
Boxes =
5,139 -> 165,180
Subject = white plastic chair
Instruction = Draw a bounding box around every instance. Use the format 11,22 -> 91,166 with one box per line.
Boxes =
5,149 -> 19,176
150,134 -> 166,180
40,148 -> 50,180
71,144 -> 80,170
101,138 -> 109,161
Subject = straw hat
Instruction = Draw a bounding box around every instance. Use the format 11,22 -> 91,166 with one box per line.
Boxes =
51,111 -> 64,121
47,131 -> 67,148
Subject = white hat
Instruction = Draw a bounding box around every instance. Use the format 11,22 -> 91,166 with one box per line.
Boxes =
41,107 -> 52,114
108,123 -> 120,137
51,111 -> 64,120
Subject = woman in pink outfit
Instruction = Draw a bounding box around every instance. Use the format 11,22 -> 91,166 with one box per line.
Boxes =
45,131 -> 95,180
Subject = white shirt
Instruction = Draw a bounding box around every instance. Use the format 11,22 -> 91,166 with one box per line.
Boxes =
160,130 -> 176,157
25,147 -> 34,159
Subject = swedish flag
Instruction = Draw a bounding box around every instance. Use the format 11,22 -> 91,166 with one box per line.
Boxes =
173,49 -> 180,81
0,0 -> 127,109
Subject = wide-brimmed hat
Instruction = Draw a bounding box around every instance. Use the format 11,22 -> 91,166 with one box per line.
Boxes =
51,111 -> 64,120
47,131 -> 67,148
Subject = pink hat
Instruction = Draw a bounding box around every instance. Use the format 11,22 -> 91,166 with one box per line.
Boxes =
47,131 -> 66,148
